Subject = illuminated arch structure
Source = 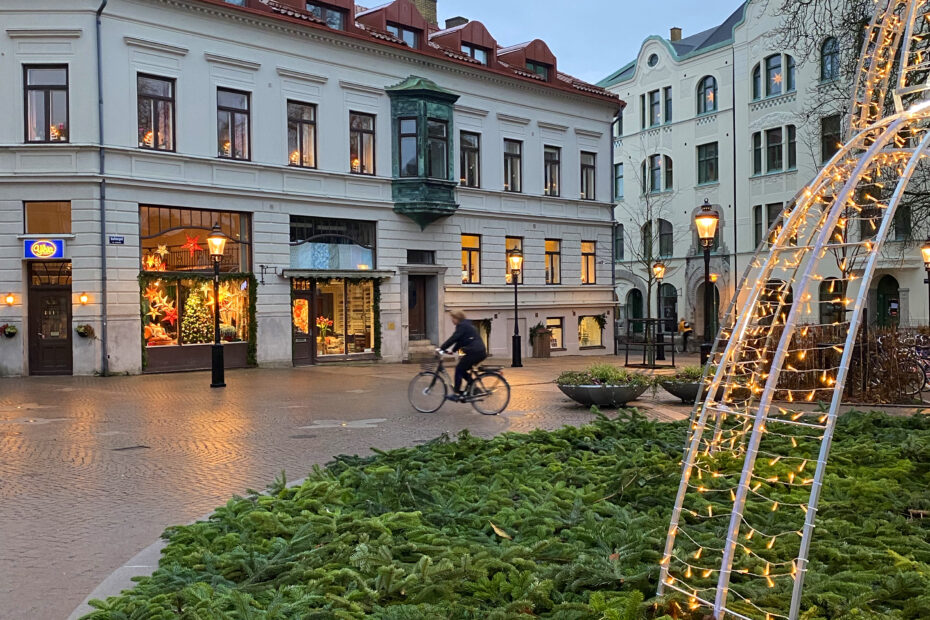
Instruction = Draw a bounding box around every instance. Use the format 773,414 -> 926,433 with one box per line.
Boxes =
659,2 -> 930,618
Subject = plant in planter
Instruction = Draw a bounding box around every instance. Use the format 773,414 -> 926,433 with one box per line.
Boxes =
220,325 -> 238,342
1,324 -> 17,338
660,365 -> 708,404
75,324 -> 96,339
556,363 -> 656,407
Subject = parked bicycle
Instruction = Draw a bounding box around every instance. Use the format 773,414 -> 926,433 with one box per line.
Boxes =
408,352 -> 511,415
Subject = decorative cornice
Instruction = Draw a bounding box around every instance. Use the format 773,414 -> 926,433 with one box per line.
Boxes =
124,36 -> 189,56
276,66 -> 328,84
538,121 -> 569,132
497,113 -> 531,125
454,105 -> 489,117
7,29 -> 83,39
204,52 -> 260,71
339,80 -> 384,96
574,128 -> 604,139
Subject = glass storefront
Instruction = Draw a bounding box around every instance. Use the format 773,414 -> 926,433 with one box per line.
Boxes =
143,278 -> 250,348
292,278 -> 376,360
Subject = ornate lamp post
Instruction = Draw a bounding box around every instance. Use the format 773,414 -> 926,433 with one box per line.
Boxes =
694,199 -> 719,365
508,248 -> 524,367
921,239 -> 930,324
653,261 -> 666,361
206,223 -> 228,388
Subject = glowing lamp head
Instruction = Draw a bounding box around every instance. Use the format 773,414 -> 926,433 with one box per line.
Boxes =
709,273 -> 719,283
206,223 -> 228,261
507,248 -> 524,274
695,199 -> 719,249
79,292 -> 89,305
4,293 -> 14,306
921,238 -> 930,269
652,261 -> 666,282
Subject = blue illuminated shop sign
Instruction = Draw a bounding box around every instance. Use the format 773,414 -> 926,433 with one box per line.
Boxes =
23,239 -> 65,259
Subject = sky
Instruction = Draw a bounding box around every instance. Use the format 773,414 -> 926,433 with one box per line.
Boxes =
437,0 -> 745,84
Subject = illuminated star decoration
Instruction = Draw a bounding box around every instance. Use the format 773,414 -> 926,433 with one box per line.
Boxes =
772,72 -> 783,85
146,306 -> 161,321
156,244 -> 169,258
162,305 -> 178,326
144,254 -> 160,271
181,235 -> 203,258
144,284 -> 161,304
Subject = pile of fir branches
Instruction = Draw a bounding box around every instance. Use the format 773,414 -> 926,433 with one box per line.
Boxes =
83,410 -> 930,619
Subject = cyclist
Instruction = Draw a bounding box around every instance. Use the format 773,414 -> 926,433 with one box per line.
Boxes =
438,310 -> 487,401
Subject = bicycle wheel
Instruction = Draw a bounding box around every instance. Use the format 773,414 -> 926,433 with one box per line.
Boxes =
469,372 -> 510,415
901,362 -> 926,397
408,372 -> 447,413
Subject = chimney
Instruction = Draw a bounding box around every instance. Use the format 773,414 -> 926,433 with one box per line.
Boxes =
445,16 -> 468,29
670,27 -> 682,42
411,0 -> 438,26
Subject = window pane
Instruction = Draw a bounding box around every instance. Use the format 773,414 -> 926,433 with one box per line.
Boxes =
362,133 -> 374,173
325,8 -> 345,30
316,280 -> 345,355
27,67 -> 66,86
301,123 -> 316,167
400,136 -> 418,176
218,89 -> 247,110
400,118 -> 417,134
288,122 -> 299,165
218,111 -> 231,157
578,316 -> 603,347
233,112 -> 249,159
347,280 -> 374,352
26,90 -> 47,141
25,201 -> 71,234
139,76 -> 172,98
350,113 -> 373,131
546,318 -> 563,349
157,101 -> 174,150
143,280 -> 179,347
49,91 -> 68,141
766,55 -> 783,96
766,128 -> 783,171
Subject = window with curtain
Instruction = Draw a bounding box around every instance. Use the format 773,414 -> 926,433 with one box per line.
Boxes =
349,112 -> 376,174
25,65 -> 69,143
697,76 -> 717,114
217,88 -> 250,160
648,90 -> 661,126
461,234 -> 481,283
138,74 -> 175,151
287,101 -> 316,168
581,241 -> 596,284
25,201 -> 71,234
504,139 -> 522,192
545,239 -> 561,284
460,131 -> 480,187
544,146 -> 561,196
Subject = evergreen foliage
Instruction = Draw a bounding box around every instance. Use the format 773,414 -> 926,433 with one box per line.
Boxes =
181,291 -> 212,344
83,411 -> 930,619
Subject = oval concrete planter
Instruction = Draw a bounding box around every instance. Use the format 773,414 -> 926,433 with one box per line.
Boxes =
661,381 -> 707,405
557,384 -> 648,408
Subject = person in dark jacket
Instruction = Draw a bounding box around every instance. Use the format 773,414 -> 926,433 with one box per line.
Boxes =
439,310 -> 488,399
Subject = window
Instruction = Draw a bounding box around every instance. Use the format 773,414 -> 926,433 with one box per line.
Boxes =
787,125 -> 797,169
697,76 -> 717,114
306,279 -> 375,355
614,224 -> 625,261
697,142 -> 718,184
614,163 -> 624,200
460,131 -> 480,187
24,65 -> 68,143
407,249 -> 435,264
581,241 -> 597,284
766,128 -> 783,172
644,154 -> 670,193
504,139 -> 522,192
640,94 -> 646,129
765,54 -> 783,97
578,316 -> 603,347
290,216 -> 375,270
648,90 -> 661,126
821,114 -> 842,163
752,64 -> 762,100
612,114 -> 623,138
658,218 -> 673,257
461,44 -> 489,65
306,2 -> 346,29
752,132 -> 763,175
819,278 -> 847,325
663,86 -> 673,123
217,88 -> 250,160
753,203 -> 782,247
545,239 -> 561,284
641,221 -> 653,259
894,204 -> 911,241
398,118 -> 418,177
647,53 -> 659,67
287,101 -> 317,168
461,234 -> 481,283
25,201 -> 71,234
426,119 -> 448,179
664,155 -> 674,189
138,74 -> 175,151
821,37 -> 840,81
387,23 -> 418,47
544,146 -> 561,196
350,112 -> 376,174
546,317 -> 564,349
505,237 -> 523,284
581,151 -> 596,200
526,60 -> 550,80
786,55 -> 796,92
143,277 -> 251,350
141,206 -> 251,273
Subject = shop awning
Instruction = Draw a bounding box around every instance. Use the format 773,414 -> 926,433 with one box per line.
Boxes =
282,269 -> 395,280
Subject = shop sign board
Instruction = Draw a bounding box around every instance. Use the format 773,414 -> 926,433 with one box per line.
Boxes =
23,239 -> 65,260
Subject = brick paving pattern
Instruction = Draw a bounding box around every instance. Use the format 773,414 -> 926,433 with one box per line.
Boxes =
0,356 -> 692,620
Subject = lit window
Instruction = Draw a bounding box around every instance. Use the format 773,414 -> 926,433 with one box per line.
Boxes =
460,131 -> 480,187
24,65 -> 69,143
581,241 -> 596,284
350,112 -> 376,174
138,74 -> 175,151
578,316 -> 603,347
217,88 -> 250,160
544,146 -> 561,196
25,201 -> 71,234
546,317 -> 563,349
287,101 -> 317,168
697,76 -> 717,114
545,239 -> 561,284
461,234 -> 481,283
581,152 -> 596,200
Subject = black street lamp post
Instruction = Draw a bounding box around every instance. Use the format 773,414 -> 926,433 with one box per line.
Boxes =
508,248 -> 524,367
653,261 -> 666,362
694,199 -> 720,366
207,223 -> 228,388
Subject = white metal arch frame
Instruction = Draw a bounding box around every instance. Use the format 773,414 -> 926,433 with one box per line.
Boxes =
658,1 -> 930,617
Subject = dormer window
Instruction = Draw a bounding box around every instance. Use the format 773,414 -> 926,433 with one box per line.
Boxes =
461,43 -> 489,65
387,23 -> 419,48
526,60 -> 550,80
306,2 -> 346,30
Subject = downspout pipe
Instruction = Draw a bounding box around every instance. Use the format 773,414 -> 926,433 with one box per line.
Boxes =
96,0 -> 109,376
731,47 -> 738,304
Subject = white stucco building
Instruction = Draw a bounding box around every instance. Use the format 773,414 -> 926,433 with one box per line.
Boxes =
0,0 -> 620,377
602,0 -> 923,343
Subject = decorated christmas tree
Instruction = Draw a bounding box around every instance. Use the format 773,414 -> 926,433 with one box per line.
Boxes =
181,291 -> 212,344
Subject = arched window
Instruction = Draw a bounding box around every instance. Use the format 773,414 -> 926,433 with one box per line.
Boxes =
697,76 -> 718,114
821,37 -> 839,81
765,54 -> 782,97
819,278 -> 847,325
752,64 -> 761,100
658,218 -> 673,257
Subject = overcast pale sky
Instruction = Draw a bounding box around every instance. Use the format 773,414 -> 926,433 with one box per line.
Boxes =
437,1 -> 745,84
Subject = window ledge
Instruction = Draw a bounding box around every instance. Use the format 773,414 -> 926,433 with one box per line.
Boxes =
18,233 -> 76,240
550,347 -> 567,352
696,181 -> 720,188
751,168 -> 797,180
695,111 -> 718,119
579,345 -> 606,350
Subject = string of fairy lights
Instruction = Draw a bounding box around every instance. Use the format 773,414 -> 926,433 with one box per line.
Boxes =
659,2 -> 930,618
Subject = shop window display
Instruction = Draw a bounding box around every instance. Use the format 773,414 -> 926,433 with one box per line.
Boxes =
292,278 -> 377,358
578,316 -> 604,347
141,206 -> 250,273
143,278 -> 250,348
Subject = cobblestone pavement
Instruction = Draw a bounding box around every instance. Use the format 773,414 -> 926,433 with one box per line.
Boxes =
0,355 -> 692,620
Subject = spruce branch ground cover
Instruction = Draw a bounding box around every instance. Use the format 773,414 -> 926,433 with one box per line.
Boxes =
84,411 -> 930,619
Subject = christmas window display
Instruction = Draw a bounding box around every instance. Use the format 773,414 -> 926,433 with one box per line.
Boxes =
316,280 -> 345,356
291,278 -> 379,357
141,206 -> 250,273
142,277 -> 250,347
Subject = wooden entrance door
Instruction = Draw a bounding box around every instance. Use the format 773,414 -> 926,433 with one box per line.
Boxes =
408,275 -> 427,341
28,261 -> 73,375
292,293 -> 313,365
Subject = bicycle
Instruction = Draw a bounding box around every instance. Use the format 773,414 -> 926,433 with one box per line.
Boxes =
408,352 -> 511,415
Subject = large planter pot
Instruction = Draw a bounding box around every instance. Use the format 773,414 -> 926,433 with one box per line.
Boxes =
557,384 -> 648,407
661,381 -> 708,404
